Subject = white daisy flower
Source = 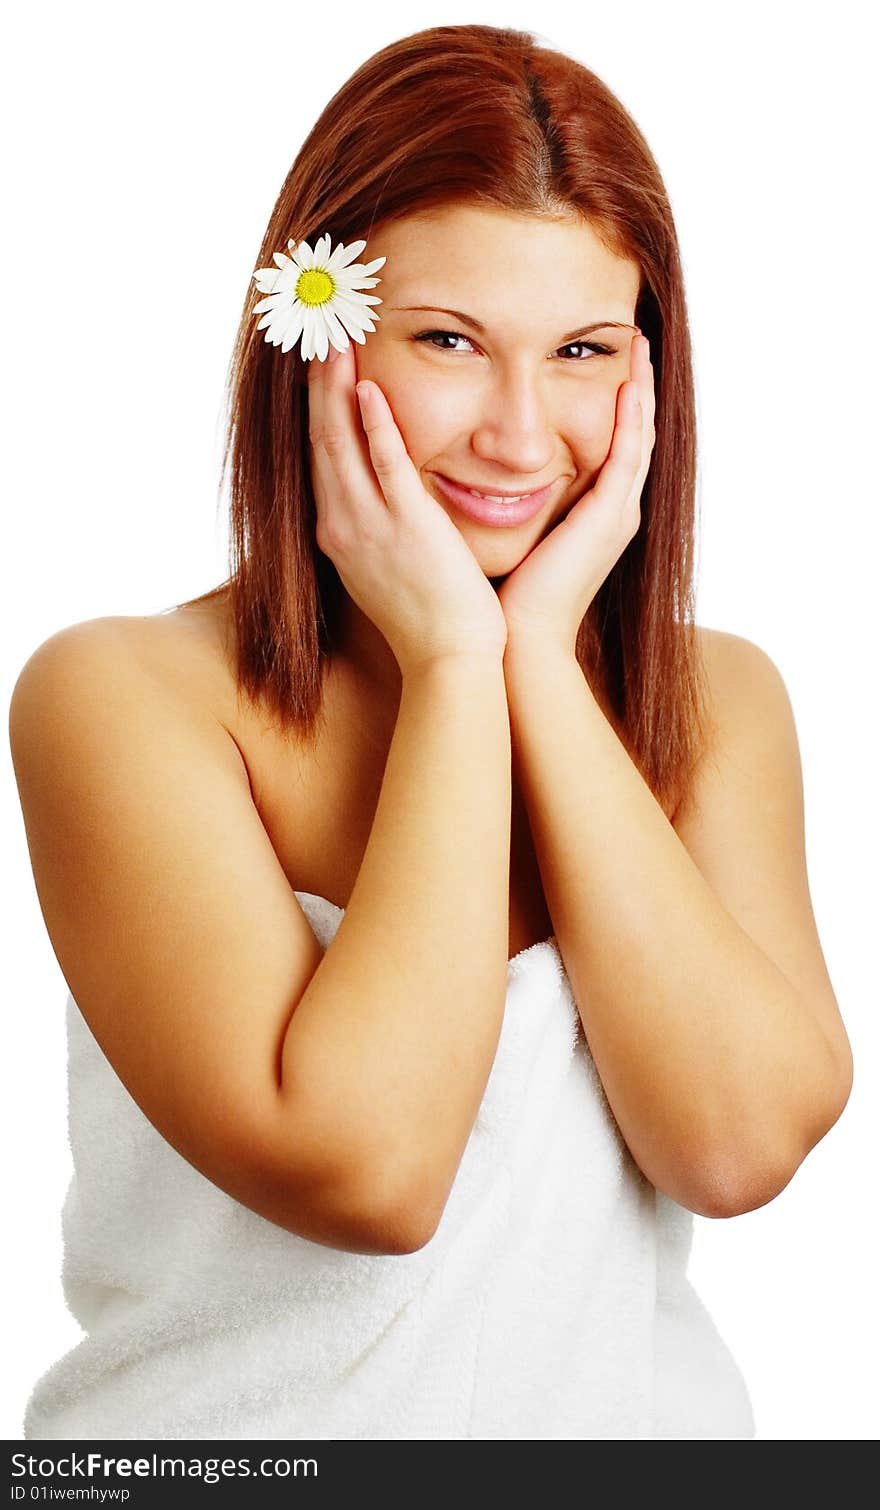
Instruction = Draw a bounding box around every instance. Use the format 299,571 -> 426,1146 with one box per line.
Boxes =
251,233 -> 386,362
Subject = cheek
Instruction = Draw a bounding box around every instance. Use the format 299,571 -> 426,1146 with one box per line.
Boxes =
381,373 -> 468,461
566,389 -> 618,464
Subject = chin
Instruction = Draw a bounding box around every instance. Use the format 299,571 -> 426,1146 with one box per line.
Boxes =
483,549 -> 531,582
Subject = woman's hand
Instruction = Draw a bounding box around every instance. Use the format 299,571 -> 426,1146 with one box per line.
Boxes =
496,332 -> 657,657
308,343 -> 508,676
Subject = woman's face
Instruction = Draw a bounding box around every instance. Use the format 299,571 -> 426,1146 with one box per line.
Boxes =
352,204 -> 642,579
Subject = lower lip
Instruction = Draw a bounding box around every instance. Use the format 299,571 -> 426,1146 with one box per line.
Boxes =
431,473 -> 555,527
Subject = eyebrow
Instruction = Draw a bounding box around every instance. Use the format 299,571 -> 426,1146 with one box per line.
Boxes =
389,305 -> 637,344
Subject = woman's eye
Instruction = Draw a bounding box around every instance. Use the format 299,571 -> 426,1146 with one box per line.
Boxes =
559,340 -> 616,360
414,329 -> 475,353
413,330 -> 616,360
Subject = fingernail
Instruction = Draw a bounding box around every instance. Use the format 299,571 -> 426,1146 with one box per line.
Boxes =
327,344 -> 342,365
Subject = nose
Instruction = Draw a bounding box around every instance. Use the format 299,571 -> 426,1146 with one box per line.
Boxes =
469,364 -> 556,478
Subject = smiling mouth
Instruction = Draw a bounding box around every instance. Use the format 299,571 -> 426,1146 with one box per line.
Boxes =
436,475 -> 553,503
429,472 -> 560,528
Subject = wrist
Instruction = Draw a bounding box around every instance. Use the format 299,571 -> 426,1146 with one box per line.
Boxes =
502,633 -> 578,674
400,648 -> 506,686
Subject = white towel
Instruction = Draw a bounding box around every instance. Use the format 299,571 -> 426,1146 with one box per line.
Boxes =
23,891 -> 755,1439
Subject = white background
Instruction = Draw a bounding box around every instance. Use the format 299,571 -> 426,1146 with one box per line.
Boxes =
3,0 -> 877,1441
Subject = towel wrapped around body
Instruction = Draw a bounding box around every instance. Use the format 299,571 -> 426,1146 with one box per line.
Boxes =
24,891 -> 755,1440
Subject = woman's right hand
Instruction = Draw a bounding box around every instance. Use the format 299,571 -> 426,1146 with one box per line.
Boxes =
307,342 -> 508,676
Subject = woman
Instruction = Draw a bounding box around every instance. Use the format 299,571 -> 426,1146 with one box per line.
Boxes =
9,23 -> 851,1440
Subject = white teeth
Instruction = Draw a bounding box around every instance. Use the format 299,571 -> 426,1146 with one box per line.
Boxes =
467,488 -> 529,503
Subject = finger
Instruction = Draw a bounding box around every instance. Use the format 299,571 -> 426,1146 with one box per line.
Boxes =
307,340 -> 354,455
588,381 -> 645,515
632,332 -> 657,468
354,379 -> 424,515
307,353 -> 347,537
308,344 -> 389,517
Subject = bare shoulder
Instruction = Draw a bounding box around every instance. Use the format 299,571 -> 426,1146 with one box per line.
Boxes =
9,599 -> 239,771
695,622 -> 786,695
9,601 -> 255,830
673,620 -> 804,855
682,623 -> 796,808
11,597 -> 240,740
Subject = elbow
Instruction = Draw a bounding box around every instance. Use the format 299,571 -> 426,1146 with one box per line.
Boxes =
279,1075 -> 445,1256
338,1154 -> 446,1256
690,1116 -> 844,1222
825,1031 -> 855,1128
659,1127 -> 798,1219
278,1165 -> 439,1256
362,1125 -> 455,1253
352,1190 -> 442,1256
686,1049 -> 855,1221
653,1139 -> 785,1220
325,1111 -> 450,1255
690,1162 -> 793,1220
362,1206 -> 440,1256
682,1130 -> 818,1217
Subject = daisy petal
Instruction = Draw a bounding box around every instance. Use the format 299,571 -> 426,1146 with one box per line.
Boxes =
302,306 -> 319,360
281,307 -> 306,353
333,291 -> 375,320
272,266 -> 300,293
331,308 -> 371,339
337,274 -> 384,298
333,310 -> 364,345
326,240 -> 351,270
334,238 -> 367,269
314,313 -> 332,362
323,305 -> 350,350
315,311 -> 332,362
333,269 -> 372,290
253,269 -> 281,293
337,287 -> 384,307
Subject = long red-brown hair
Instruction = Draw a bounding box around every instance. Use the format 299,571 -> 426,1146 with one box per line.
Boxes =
176,22 -> 709,814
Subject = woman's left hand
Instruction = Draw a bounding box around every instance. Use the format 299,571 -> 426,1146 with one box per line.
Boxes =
496,331 -> 657,656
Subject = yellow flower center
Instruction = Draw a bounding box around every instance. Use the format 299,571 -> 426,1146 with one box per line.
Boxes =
296,268 -> 334,307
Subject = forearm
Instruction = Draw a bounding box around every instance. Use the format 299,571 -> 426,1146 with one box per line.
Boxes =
280,654 -> 511,1235
503,644 -> 837,1216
